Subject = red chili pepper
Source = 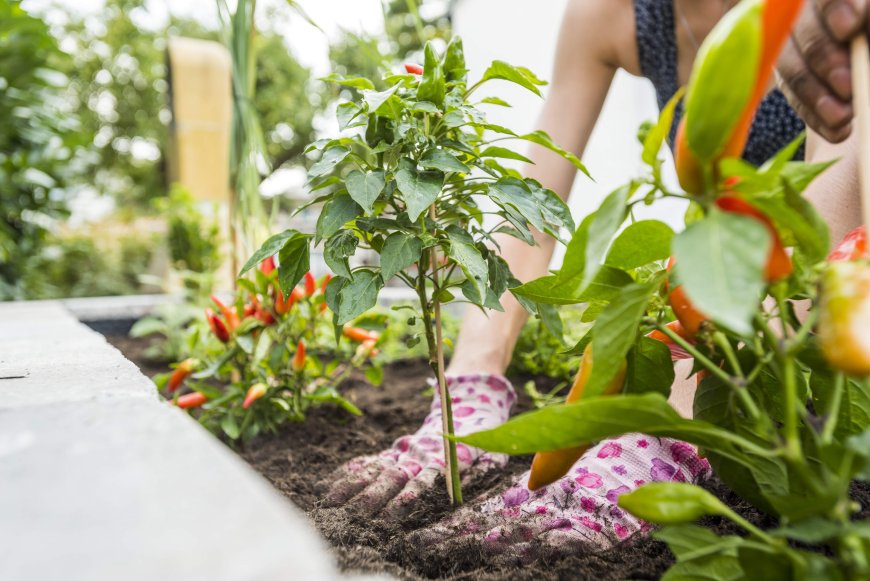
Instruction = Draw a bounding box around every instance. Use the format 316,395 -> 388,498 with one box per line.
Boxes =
211,294 -> 240,330
666,257 -> 708,336
260,256 -> 276,276
343,326 -> 379,343
242,383 -> 268,409
176,392 -> 208,409
255,308 -> 275,326
715,196 -> 793,282
320,273 -> 332,294
304,272 -> 317,296
404,63 -> 423,75
292,340 -> 306,373
828,226 -> 867,263
167,358 -> 199,393
205,308 -> 231,343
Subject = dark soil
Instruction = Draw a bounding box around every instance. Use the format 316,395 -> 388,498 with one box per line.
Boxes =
106,333 -> 870,580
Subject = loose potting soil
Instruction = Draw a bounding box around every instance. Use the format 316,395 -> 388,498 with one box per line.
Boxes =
107,335 -> 870,581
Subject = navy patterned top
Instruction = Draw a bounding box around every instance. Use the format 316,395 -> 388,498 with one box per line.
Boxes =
634,0 -> 805,163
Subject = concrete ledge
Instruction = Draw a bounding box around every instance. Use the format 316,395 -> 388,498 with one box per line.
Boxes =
0,301 -> 349,581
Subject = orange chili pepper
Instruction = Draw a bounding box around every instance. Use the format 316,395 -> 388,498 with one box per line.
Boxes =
176,392 -> 208,409
167,358 -> 199,393
715,195 -> 792,282
243,383 -> 268,409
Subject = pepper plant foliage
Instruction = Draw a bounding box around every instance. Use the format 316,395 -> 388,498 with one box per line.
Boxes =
245,37 -> 584,502
158,265 -> 381,442
457,97 -> 870,580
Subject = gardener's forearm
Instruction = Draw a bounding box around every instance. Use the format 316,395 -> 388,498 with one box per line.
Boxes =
448,231 -> 558,375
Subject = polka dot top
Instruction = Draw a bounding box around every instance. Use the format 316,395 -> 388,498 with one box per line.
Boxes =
634,0 -> 806,163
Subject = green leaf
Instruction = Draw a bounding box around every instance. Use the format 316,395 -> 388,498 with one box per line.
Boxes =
309,146 -> 350,178
278,234 -> 311,295
582,185 -> 632,291
848,426 -> 870,480
511,267 -> 631,305
672,210 -> 770,335
362,84 -> 399,113
586,282 -> 657,397
240,230 -> 310,276
456,393 -> 753,460
605,220 -> 674,270
417,42 -> 446,106
321,73 -> 375,90
655,524 -> 729,559
479,146 -> 533,164
323,230 -> 358,279
316,193 -> 363,243
307,385 -> 363,416
345,169 -> 386,214
684,0 -> 761,160
380,232 -> 423,281
336,102 -> 365,131
336,270 -> 384,325
490,177 -> 544,233
479,60 -> 546,97
480,96 -> 511,107
396,165 -> 444,222
516,130 -> 590,177
420,149 -> 470,173
221,414 -> 241,440
626,337 -> 676,397
447,225 -> 489,306
643,89 -> 684,166
618,482 -> 731,525
365,365 -> 384,386
527,180 -> 576,234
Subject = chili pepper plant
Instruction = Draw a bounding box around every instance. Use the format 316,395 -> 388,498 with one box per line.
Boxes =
158,260 -> 382,442
245,38 -> 585,504
460,0 -> 870,577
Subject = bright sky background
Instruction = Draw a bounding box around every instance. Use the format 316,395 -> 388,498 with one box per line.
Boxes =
21,0 -> 386,75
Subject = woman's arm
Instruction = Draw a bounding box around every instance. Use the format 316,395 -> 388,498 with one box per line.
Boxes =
447,0 -> 628,375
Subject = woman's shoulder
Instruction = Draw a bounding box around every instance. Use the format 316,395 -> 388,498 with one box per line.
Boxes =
561,0 -> 642,73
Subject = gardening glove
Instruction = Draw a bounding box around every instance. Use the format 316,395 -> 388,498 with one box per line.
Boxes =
403,433 -> 711,565
322,374 -> 516,519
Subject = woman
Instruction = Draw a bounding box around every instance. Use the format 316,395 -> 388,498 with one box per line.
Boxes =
324,0 -> 862,561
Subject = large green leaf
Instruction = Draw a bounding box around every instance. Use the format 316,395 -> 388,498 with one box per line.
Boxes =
479,60 -> 545,97
605,220 -> 674,270
585,282 -> 657,397
510,266 -> 632,305
456,393 -> 754,459
277,233 -> 311,295
323,230 -> 358,279
420,148 -> 469,173
239,229 -> 309,275
684,0 -> 761,160
672,210 -> 770,335
315,193 -> 363,243
446,225 -> 489,305
309,146 -> 350,178
581,186 -> 632,289
345,169 -> 385,214
396,164 -> 444,222
489,178 -> 544,233
626,337 -> 676,397
336,270 -> 384,325
380,232 -> 423,281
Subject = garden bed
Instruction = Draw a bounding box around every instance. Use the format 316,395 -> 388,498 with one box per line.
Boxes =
106,331 -> 870,580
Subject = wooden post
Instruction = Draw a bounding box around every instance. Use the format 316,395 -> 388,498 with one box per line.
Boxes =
851,35 -> 870,231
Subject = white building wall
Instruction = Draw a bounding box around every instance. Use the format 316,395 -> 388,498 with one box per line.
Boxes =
453,0 -> 686,266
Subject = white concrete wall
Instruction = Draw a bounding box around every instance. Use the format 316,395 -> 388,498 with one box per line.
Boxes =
453,0 -> 686,265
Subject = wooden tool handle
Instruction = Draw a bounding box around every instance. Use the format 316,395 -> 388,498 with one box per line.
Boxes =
851,35 -> 870,231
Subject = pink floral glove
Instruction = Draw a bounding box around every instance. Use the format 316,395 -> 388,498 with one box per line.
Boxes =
407,433 -> 711,564
323,374 -> 516,518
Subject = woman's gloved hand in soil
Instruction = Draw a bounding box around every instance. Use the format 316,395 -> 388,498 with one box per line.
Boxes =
404,433 -> 711,565
322,374 -> 516,518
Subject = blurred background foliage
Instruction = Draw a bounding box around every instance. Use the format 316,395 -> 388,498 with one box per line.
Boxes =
2,0 -> 450,300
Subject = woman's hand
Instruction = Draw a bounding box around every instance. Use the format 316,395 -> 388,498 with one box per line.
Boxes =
777,0 -> 866,142
321,374 -> 516,519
